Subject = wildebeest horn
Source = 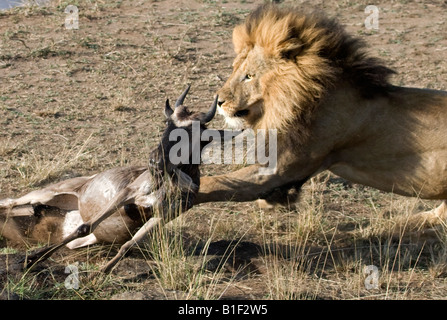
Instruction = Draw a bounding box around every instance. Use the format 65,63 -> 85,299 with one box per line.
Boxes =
175,85 -> 191,108
202,95 -> 218,123
164,99 -> 173,118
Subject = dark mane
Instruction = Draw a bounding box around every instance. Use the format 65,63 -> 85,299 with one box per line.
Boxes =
245,4 -> 396,98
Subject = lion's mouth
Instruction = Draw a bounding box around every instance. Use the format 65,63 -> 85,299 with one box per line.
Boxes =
217,106 -> 249,129
234,109 -> 249,117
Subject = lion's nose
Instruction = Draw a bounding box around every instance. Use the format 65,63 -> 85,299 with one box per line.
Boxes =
217,99 -> 225,107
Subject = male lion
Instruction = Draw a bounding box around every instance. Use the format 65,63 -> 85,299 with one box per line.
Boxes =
196,5 -> 447,231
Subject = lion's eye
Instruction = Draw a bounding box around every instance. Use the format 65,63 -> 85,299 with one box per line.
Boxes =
244,74 -> 254,82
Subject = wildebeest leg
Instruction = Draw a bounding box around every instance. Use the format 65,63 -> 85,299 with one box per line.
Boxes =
65,233 -> 99,249
101,217 -> 163,274
0,176 -> 92,212
0,177 -> 89,246
0,216 -> 29,246
24,187 -> 134,269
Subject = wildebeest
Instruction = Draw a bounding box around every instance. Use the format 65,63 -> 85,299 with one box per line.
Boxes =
0,86 -> 218,273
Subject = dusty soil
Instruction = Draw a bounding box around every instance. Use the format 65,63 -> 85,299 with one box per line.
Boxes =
0,0 -> 446,300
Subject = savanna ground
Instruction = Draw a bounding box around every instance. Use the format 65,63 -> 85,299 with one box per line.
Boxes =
0,0 -> 446,300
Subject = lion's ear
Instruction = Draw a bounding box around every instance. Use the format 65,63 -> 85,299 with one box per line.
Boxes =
233,25 -> 252,54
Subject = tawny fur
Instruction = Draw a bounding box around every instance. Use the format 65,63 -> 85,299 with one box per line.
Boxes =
221,4 -> 394,138
198,4 -> 447,238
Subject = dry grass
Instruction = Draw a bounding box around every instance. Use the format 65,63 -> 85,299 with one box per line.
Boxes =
1,0 -> 447,300
12,133 -> 94,188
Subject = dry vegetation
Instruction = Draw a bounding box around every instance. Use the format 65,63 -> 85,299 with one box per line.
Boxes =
0,0 -> 446,300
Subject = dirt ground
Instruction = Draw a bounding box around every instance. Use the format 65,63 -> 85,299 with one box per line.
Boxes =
0,0 -> 446,300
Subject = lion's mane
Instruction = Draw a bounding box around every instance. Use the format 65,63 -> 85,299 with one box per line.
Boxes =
232,4 -> 396,136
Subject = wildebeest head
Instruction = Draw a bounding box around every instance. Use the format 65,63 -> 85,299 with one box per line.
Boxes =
149,85 -> 218,176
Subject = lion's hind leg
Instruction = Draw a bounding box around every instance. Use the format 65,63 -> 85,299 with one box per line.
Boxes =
391,200 -> 447,243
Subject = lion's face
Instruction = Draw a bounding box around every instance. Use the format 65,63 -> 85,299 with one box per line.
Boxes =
217,4 -> 395,136
216,15 -> 330,134
217,46 -> 268,130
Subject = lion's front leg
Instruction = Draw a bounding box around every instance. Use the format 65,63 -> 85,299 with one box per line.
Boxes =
195,163 -> 312,204
255,180 -> 305,209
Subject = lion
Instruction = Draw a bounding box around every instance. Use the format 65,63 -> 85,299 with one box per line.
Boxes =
196,4 -> 447,236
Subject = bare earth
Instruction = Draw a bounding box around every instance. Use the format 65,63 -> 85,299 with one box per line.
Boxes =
0,0 -> 446,300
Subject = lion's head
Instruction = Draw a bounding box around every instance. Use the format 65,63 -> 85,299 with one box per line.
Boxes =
217,4 -> 395,137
